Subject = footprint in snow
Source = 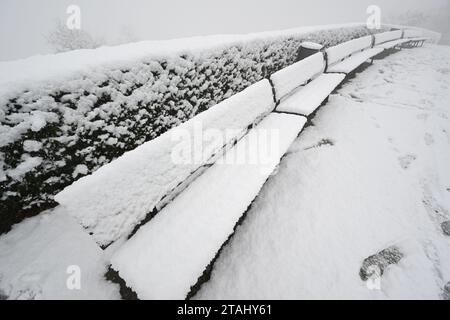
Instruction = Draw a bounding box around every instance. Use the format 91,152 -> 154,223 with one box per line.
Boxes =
359,246 -> 403,282
416,113 -> 429,121
444,282 -> 450,300
441,221 -> 450,236
304,138 -> 334,151
398,154 -> 416,169
424,133 -> 434,146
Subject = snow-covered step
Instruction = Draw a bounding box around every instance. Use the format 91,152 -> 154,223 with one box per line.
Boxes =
110,113 -> 307,299
326,48 -> 384,74
270,52 -> 325,101
55,79 -> 275,247
276,73 -> 345,116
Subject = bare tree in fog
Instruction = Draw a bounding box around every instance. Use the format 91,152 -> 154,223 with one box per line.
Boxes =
46,21 -> 101,53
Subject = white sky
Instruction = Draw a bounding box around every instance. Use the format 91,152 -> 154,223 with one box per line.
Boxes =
0,0 -> 449,61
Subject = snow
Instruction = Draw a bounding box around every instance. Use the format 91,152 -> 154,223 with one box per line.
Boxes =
111,113 -> 307,299
72,164 -> 88,178
55,79 -> 275,246
0,23 -> 368,101
7,155 -> 42,181
0,40 -> 448,300
23,140 -> 43,152
374,30 -> 402,45
376,39 -> 411,50
0,209 -> 119,299
326,35 -> 373,66
270,52 -> 325,101
2,24 -> 384,222
195,45 -> 450,299
276,73 -> 345,116
326,47 -> 384,74
404,29 -> 424,39
301,42 -> 324,50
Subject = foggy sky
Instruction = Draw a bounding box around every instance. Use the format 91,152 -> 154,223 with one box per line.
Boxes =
1,0 -> 449,61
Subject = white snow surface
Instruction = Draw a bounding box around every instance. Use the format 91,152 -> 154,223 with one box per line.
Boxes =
326,35 -> 373,65
0,209 -> 119,299
374,30 -> 403,45
276,73 -> 345,116
327,47 -> 384,74
0,44 -> 449,300
111,113 -> 307,299
196,45 -> 450,299
270,52 -> 325,101
55,79 -> 275,246
376,39 -> 411,50
404,29 -> 424,39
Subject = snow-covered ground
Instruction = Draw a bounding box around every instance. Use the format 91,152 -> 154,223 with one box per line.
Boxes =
0,44 -> 449,299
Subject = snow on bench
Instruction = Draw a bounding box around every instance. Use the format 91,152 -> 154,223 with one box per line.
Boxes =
374,30 -> 403,45
110,112 -> 307,299
400,37 -> 428,48
403,29 -> 423,39
270,52 -> 325,101
326,47 -> 384,74
55,79 -> 275,247
376,38 -> 411,50
325,35 -> 373,66
276,73 -> 345,116
376,37 -> 427,50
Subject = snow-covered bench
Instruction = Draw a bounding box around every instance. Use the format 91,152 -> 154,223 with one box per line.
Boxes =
275,73 -> 345,116
55,79 -> 276,247
110,112 -> 307,299
375,29 -> 427,50
325,29 -> 428,75
326,48 -> 384,74
270,52 -> 325,102
374,30 -> 403,45
376,38 -> 411,50
325,35 -> 382,74
325,35 -> 373,69
268,51 -> 343,117
403,29 -> 424,39
401,37 -> 427,48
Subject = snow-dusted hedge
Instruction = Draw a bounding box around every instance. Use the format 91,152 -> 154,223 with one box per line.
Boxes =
0,25 -> 380,233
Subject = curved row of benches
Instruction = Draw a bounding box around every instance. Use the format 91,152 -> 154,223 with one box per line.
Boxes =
56,28 -> 429,299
